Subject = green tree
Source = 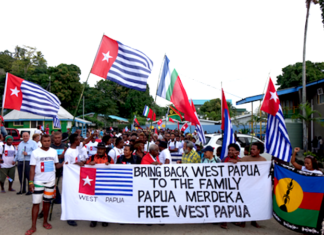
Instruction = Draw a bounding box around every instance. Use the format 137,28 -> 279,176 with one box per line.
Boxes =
199,98 -> 235,121
47,64 -> 83,113
276,61 -> 324,89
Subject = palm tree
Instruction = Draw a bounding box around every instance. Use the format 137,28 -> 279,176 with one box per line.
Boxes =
293,102 -> 323,150
302,0 -> 318,150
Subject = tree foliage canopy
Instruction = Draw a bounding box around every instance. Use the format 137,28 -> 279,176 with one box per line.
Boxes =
276,61 -> 324,89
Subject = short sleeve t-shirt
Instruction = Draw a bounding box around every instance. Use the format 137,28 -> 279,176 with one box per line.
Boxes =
159,149 -> 172,164
0,144 -> 17,168
50,143 -> 66,163
65,145 -> 87,164
116,155 -> 142,164
30,148 -> 59,182
108,147 -> 124,164
301,166 -> 323,175
87,141 -> 98,156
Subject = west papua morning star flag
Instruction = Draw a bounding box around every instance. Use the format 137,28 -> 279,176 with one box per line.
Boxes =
3,73 -> 61,127
157,119 -> 163,126
220,89 -> 235,160
180,123 -> 189,132
90,35 -> 153,92
261,78 -> 292,162
191,99 -> 206,145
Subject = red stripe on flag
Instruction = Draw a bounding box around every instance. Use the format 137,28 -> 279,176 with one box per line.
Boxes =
40,162 -> 45,172
300,192 -> 324,211
4,73 -> 24,110
79,167 -> 96,195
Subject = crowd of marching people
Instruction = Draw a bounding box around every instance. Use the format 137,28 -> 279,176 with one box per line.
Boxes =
0,127 -> 322,235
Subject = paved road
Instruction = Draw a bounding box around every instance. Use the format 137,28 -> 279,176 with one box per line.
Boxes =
0,171 -> 297,235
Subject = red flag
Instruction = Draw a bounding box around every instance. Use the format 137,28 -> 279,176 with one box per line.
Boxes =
178,122 -> 180,130
91,36 -> 118,79
3,73 -> 23,110
167,117 -> 175,123
221,89 -> 231,131
157,119 -> 163,125
261,78 -> 280,116
154,128 -> 158,135
181,123 -> 189,132
79,167 -> 96,195
170,77 -> 199,125
40,162 -> 45,173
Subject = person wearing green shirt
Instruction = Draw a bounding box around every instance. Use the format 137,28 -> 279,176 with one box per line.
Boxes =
177,141 -> 200,164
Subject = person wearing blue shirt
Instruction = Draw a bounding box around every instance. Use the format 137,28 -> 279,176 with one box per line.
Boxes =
15,132 -> 38,195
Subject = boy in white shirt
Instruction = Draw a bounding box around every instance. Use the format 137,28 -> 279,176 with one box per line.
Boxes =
26,134 -> 64,235
86,136 -> 98,158
0,135 -> 17,192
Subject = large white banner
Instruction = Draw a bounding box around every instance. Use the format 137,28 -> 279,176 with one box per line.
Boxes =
61,162 -> 272,223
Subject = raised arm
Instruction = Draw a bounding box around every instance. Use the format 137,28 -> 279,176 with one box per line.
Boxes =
291,147 -> 302,170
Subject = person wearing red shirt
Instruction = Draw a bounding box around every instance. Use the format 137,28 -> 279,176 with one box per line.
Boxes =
141,144 -> 161,165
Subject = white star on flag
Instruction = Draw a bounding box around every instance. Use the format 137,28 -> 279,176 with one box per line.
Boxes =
270,91 -> 279,103
10,87 -> 20,97
102,51 -> 113,63
82,176 -> 93,186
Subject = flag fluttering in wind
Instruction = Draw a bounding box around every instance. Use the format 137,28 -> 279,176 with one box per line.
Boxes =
156,55 -> 199,125
125,126 -> 128,132
142,105 -> 156,121
166,117 -> 175,123
167,106 -> 183,121
180,123 -> 189,132
3,73 -> 61,128
90,35 -> 153,92
157,119 -> 163,126
261,78 -> 292,162
220,89 -> 235,160
133,115 -> 142,130
191,100 -> 206,145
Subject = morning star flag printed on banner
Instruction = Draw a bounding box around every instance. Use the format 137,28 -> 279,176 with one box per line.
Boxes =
142,105 -> 156,121
156,55 -> 198,125
273,163 -> 324,234
220,89 -> 235,160
3,73 -> 61,127
90,35 -> 153,92
261,78 -> 292,162
62,162 -> 272,223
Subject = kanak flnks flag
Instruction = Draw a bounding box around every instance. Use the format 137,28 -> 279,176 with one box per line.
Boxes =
79,167 -> 133,196
261,78 -> 292,162
142,105 -> 156,121
90,35 -> 153,92
156,55 -> 198,125
180,123 -> 189,132
3,73 -> 61,126
220,89 -> 235,160
273,163 -> 324,234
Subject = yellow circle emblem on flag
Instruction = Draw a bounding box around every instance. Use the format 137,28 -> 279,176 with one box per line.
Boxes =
275,178 -> 303,213
151,126 -> 154,129
162,124 -> 166,128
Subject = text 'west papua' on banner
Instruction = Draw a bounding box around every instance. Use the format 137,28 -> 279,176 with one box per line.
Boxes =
61,162 -> 272,223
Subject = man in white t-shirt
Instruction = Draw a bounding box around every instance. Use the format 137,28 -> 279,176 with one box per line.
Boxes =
168,133 -> 182,153
26,134 -> 64,235
65,134 -> 87,166
158,141 -> 171,164
108,137 -> 124,163
0,135 -> 17,192
87,136 -> 98,158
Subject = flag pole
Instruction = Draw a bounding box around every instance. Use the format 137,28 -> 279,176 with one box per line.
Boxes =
71,34 -> 104,129
2,73 -> 9,117
259,73 -> 270,140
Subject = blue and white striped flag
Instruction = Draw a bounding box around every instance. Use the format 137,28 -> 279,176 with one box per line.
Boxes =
91,35 -> 153,92
4,73 -> 61,127
261,78 -> 292,162
264,106 -> 292,162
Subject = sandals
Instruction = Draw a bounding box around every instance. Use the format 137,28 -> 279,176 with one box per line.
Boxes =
251,221 -> 261,228
25,229 -> 36,235
43,223 -> 52,229
233,222 -> 246,228
220,222 -> 228,229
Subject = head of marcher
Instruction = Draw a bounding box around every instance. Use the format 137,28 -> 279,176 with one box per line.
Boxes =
22,132 -> 30,143
75,129 -> 81,136
124,145 -> 133,158
244,145 -> 250,156
165,133 -> 170,141
5,135 -> 13,146
196,144 -> 201,152
149,144 -> 159,157
216,147 -> 222,157
32,133 -> 40,143
53,132 -> 62,145
170,133 -> 175,141
305,156 -> 319,171
134,140 -> 144,152
115,137 -> 124,149
122,134 -> 128,141
91,135 -> 96,143
202,146 -> 214,159
102,135 -> 112,145
183,140 -> 194,154
158,141 -> 168,152
41,134 -> 51,150
228,143 -> 240,158
250,142 -> 264,158
96,143 -> 106,157
69,133 -> 80,147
